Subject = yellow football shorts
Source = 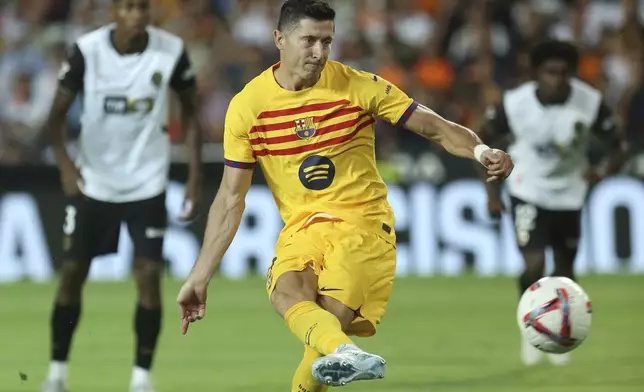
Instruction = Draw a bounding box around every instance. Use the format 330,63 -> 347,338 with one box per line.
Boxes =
266,219 -> 396,337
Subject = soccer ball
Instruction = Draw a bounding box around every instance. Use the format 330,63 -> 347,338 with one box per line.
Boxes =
517,277 -> 592,354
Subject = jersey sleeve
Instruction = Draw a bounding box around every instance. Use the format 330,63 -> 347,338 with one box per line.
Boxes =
170,49 -> 197,93
58,44 -> 85,94
590,100 -> 619,146
223,96 -> 256,169
482,100 -> 512,139
352,70 -> 417,126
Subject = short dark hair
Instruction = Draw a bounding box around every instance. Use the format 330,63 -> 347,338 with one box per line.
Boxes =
277,0 -> 335,32
530,39 -> 580,70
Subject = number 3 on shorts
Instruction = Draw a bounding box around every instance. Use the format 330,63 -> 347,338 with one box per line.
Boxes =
514,203 -> 537,246
63,205 -> 77,235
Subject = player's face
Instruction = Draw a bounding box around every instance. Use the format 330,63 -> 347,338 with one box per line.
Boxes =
112,0 -> 150,36
278,18 -> 334,79
537,59 -> 571,100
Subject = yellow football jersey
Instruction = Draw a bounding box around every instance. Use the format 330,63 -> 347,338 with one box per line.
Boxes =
223,60 -> 417,247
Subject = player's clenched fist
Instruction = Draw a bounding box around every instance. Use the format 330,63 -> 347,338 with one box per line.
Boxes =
479,147 -> 514,183
177,279 -> 208,335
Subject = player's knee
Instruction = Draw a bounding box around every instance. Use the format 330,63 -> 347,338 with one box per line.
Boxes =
133,260 -> 163,285
59,261 -> 90,285
270,270 -> 318,317
552,266 -> 575,280
522,251 -> 546,275
553,246 -> 577,264
57,261 -> 90,304
133,259 -> 163,282
317,295 -> 355,331
552,248 -> 576,278
271,289 -> 316,317
133,259 -> 163,307
269,290 -> 288,315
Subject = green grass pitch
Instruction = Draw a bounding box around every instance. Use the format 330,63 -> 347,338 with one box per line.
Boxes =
0,275 -> 642,391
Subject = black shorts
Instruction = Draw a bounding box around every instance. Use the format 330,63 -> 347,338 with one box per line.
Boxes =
509,196 -> 581,251
62,193 -> 167,262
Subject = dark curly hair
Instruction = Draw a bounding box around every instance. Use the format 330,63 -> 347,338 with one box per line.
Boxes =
530,39 -> 580,70
277,0 -> 336,32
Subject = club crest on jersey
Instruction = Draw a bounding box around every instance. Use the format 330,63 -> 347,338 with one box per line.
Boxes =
294,117 -> 316,139
151,71 -> 163,87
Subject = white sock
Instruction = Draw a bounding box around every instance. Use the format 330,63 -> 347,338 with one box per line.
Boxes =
47,361 -> 67,381
131,367 -> 151,386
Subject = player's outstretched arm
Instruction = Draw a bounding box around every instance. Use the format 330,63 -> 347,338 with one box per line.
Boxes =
177,165 -> 253,334
404,103 -> 514,181
192,165 -> 252,279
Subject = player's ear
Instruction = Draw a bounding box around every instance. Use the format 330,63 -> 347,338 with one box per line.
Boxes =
274,29 -> 285,51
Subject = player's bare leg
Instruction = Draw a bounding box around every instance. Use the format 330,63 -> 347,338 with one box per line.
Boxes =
272,269 -> 386,387
547,246 -> 578,365
42,260 -> 91,392
518,250 -> 546,298
130,258 -> 163,392
518,250 -> 547,366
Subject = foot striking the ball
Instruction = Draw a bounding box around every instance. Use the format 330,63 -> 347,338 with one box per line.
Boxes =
312,344 -> 386,387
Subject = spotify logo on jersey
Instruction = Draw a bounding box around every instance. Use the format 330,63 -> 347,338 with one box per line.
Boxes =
299,155 -> 335,190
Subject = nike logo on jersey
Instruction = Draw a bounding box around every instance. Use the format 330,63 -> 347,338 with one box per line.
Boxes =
319,287 -> 343,292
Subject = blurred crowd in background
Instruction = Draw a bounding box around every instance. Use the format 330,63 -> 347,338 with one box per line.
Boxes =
1,0 -> 644,183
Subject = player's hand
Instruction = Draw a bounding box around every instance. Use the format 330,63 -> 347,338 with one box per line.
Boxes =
585,168 -> 604,186
59,157 -> 83,196
487,197 -> 505,220
179,178 -> 201,221
481,149 -> 514,182
177,278 -> 208,335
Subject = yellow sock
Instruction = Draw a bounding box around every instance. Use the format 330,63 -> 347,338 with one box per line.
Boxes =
291,345 -> 329,392
284,301 -> 353,355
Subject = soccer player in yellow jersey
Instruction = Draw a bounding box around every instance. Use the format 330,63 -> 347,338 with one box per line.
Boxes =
177,0 -> 514,389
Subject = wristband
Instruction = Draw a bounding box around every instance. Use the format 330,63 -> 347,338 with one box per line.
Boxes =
474,144 -> 491,163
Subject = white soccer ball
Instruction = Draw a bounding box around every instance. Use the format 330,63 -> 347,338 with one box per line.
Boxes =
517,276 -> 592,354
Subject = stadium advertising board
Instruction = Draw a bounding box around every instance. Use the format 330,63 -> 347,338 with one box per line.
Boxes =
1,166 -> 643,283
